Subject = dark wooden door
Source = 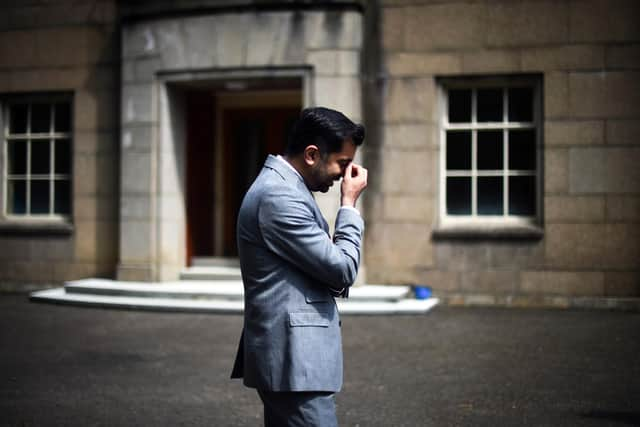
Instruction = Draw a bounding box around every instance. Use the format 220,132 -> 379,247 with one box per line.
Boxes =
222,107 -> 299,256
185,92 -> 215,264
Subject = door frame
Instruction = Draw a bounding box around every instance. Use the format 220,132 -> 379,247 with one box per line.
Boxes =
213,90 -> 301,255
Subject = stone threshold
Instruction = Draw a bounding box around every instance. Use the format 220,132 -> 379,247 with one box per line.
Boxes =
29,279 -> 439,315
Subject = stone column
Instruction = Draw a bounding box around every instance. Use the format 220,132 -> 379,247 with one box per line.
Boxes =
117,24 -> 161,281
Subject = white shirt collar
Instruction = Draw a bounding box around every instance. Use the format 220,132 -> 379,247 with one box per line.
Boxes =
276,155 -> 304,181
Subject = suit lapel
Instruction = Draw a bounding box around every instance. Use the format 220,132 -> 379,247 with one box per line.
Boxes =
263,155 -> 329,236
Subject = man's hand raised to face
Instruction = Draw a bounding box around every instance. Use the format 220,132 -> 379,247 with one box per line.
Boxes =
341,163 -> 368,208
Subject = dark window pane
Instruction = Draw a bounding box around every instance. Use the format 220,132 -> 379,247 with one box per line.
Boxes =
54,180 -> 71,215
31,140 -> 51,174
31,103 -> 51,133
9,104 -> 28,134
447,177 -> 471,215
508,87 -> 533,122
8,140 -> 27,175
477,88 -> 503,122
55,139 -> 71,174
478,177 -> 504,215
448,89 -> 471,123
477,130 -> 503,170
7,180 -> 27,214
31,180 -> 50,214
446,131 -> 471,170
509,176 -> 536,216
54,102 -> 71,132
509,130 -> 536,170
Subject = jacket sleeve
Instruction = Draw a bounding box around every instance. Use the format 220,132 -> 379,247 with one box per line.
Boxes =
257,189 -> 364,292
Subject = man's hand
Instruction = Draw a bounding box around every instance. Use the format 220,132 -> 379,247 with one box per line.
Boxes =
341,163 -> 368,207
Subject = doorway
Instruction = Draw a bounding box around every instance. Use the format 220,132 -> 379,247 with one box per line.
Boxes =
221,105 -> 299,256
185,88 -> 301,263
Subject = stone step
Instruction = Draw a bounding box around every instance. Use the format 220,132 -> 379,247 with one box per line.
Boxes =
179,266 -> 242,281
65,279 -> 245,300
30,288 -> 244,314
61,278 -> 413,302
191,257 -> 240,268
30,287 -> 439,315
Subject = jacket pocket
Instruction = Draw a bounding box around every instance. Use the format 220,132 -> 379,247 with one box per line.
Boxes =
289,311 -> 330,327
305,291 -> 331,304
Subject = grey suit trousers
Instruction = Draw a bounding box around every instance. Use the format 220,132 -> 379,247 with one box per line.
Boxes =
257,390 -> 338,427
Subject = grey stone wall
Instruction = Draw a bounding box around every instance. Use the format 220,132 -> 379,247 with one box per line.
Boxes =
0,1 -> 120,289
367,0 -> 640,303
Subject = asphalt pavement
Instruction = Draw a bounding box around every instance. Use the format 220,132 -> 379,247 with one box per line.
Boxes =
1,294 -> 639,427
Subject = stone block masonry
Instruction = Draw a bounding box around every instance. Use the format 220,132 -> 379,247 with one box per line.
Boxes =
366,0 -> 640,305
0,3 -> 120,287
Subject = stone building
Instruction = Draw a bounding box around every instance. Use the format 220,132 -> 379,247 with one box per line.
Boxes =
1,0 -> 638,306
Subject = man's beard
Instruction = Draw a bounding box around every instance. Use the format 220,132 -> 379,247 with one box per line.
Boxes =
310,167 -> 339,193
318,181 -> 333,193
315,177 -> 335,193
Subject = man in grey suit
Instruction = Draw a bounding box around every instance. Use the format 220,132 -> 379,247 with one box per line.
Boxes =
231,107 -> 367,426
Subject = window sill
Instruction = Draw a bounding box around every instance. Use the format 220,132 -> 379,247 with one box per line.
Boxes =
432,222 -> 543,241
0,219 -> 74,236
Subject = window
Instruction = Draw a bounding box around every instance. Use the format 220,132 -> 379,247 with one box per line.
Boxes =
3,95 -> 72,219
439,77 -> 541,228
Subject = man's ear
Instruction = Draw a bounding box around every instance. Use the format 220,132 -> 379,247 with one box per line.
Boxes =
303,145 -> 320,166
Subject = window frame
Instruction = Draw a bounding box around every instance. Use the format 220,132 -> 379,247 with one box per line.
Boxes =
1,93 -> 73,226
436,76 -> 543,236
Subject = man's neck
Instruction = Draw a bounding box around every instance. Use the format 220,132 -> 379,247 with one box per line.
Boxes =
281,155 -> 306,180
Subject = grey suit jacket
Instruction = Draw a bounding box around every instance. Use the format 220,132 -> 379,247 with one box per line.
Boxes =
231,155 -> 364,392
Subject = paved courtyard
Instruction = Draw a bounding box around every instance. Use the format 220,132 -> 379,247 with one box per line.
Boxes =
1,293 -> 639,426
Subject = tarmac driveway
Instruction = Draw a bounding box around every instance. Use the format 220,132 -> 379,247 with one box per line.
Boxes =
1,294 -> 639,426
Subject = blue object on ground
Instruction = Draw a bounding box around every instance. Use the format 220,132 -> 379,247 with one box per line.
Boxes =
414,286 -> 432,300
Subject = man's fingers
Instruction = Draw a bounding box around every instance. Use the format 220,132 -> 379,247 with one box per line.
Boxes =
349,163 -> 362,178
344,162 -> 354,179
343,163 -> 367,193
341,163 -> 367,206
359,168 -> 368,187
350,164 -> 367,181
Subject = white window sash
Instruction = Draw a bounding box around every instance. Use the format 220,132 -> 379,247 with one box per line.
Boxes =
440,81 -> 541,224
3,98 -> 72,219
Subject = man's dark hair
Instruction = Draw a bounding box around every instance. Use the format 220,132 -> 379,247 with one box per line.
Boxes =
285,107 -> 365,157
